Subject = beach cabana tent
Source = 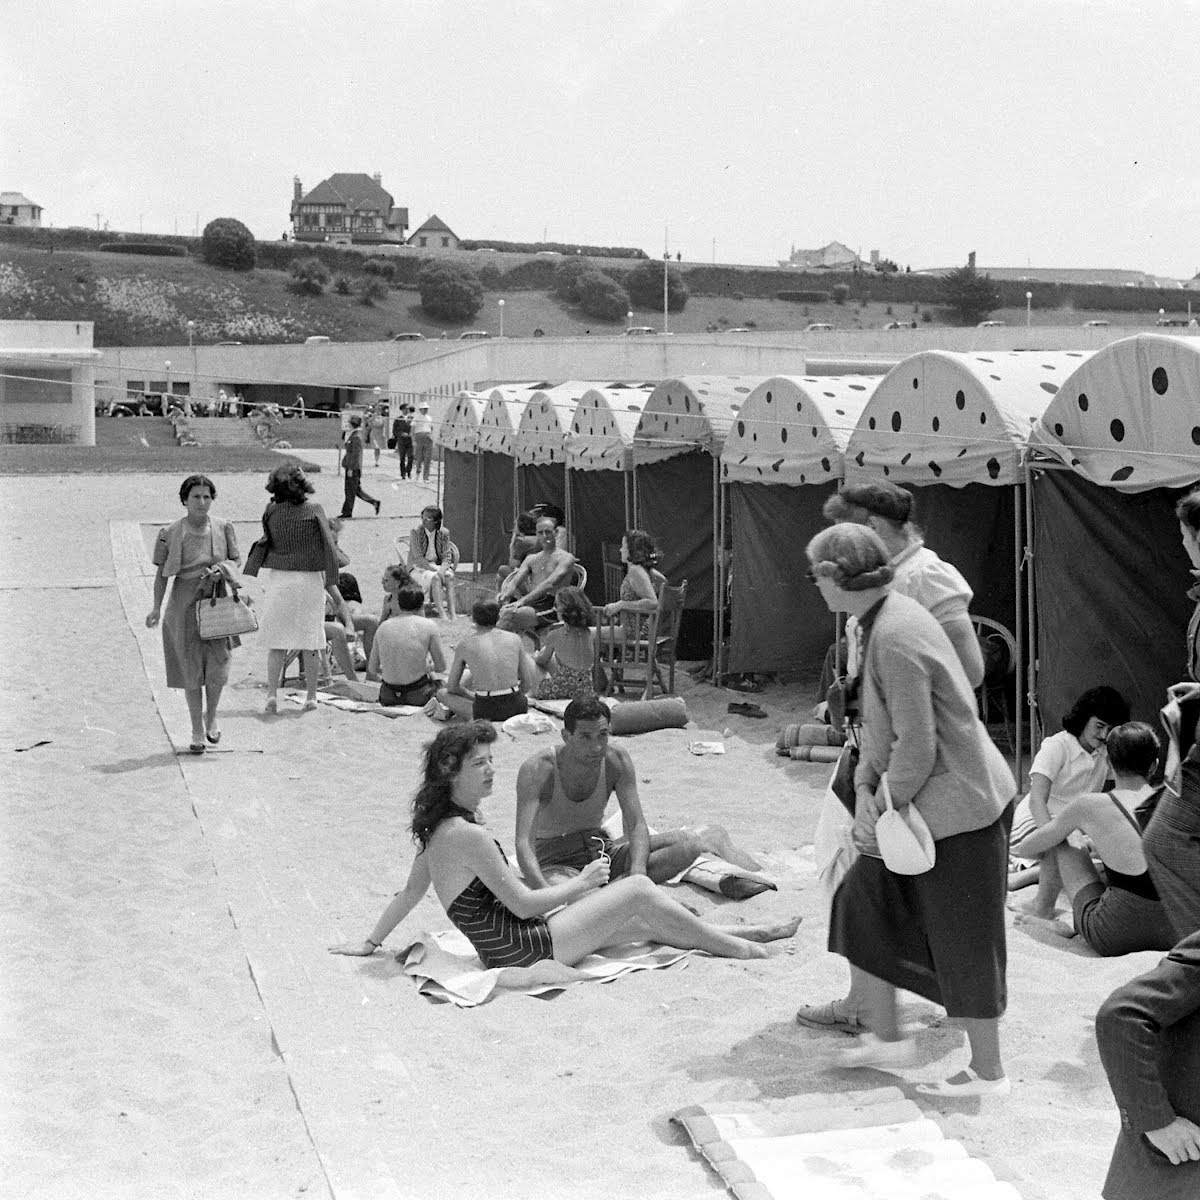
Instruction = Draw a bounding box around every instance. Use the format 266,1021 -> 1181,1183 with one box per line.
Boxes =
1026,334 -> 1200,729
720,375 -> 877,675
634,377 -> 769,657
512,382 -> 595,516
474,384 -> 541,570
433,391 -> 490,568
566,383 -> 656,601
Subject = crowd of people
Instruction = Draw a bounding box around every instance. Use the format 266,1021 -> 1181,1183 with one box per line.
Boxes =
145,464 -> 1200,1196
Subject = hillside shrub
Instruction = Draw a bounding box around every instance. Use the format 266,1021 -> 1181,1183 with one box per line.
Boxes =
363,257 -> 396,280
554,257 -> 594,303
200,218 -> 256,271
776,290 -> 831,303
290,257 -> 330,296
939,266 -> 1002,324
625,259 -> 688,311
98,242 -> 187,257
576,270 -> 629,321
334,274 -> 352,295
358,278 -> 389,306
832,283 -> 850,305
418,261 -> 483,321
458,240 -> 648,259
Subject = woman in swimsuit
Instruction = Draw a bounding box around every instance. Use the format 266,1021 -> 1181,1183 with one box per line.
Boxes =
329,722 -> 800,968
533,586 -> 597,701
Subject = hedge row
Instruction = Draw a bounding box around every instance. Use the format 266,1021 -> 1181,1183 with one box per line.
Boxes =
98,242 -> 188,257
458,239 -> 648,258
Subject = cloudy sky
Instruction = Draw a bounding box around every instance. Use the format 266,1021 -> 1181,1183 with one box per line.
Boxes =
4,0 -> 1199,276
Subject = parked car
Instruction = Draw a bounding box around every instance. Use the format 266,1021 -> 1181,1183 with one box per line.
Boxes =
724,326 -> 752,333
882,320 -> 909,330
303,335 -> 331,344
391,332 -> 426,341
458,330 -> 491,340
803,322 -> 834,332
976,320 -> 1005,328
625,326 -> 657,336
215,340 -> 243,346
1082,319 -> 1111,327
535,250 -> 563,257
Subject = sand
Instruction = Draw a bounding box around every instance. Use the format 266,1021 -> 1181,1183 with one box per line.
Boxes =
0,453 -> 1158,1199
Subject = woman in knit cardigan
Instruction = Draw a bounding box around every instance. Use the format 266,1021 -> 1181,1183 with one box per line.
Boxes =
257,463 -> 340,713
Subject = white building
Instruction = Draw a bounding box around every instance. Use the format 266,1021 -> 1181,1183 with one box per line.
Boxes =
0,321 -> 100,444
0,192 -> 43,227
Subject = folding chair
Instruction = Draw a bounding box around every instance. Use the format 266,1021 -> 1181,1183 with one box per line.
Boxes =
596,579 -> 687,701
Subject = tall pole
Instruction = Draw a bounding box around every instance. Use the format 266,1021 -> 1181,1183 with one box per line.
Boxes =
498,298 -> 505,338
1025,291 -> 1032,328
663,226 -> 669,335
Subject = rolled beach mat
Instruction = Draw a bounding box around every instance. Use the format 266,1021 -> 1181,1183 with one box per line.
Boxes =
609,697 -> 688,735
777,722 -> 843,753
789,744 -> 843,762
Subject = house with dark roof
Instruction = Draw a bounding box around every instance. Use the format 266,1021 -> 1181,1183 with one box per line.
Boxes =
1,192 -> 43,227
408,214 -> 460,251
778,240 -> 861,270
290,174 -> 409,245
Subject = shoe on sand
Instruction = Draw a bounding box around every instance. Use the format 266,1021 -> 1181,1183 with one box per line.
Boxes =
915,1068 -> 1011,1098
829,1033 -> 917,1070
795,1000 -> 865,1035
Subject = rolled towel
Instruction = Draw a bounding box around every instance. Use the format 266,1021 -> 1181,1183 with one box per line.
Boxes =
789,744 -> 843,762
609,697 -> 688,735
777,722 -> 844,753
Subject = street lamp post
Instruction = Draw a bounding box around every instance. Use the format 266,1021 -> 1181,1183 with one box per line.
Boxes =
1159,308 -> 1166,327
626,310 -> 633,331
164,360 -> 172,409
1025,291 -> 1032,328
498,298 -> 505,338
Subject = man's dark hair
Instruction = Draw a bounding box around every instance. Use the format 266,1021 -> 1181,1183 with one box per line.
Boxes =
1105,722 -> 1160,779
397,584 -> 426,612
1061,686 -> 1130,737
472,599 -> 500,627
337,571 -> 362,604
564,695 -> 612,732
517,511 -> 538,535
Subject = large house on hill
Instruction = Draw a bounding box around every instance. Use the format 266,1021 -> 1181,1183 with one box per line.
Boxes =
407,214 -> 460,250
290,174 -> 409,245
778,240 -> 862,270
1,192 -> 43,227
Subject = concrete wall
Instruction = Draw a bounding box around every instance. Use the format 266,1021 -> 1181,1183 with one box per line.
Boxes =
0,320 -> 98,444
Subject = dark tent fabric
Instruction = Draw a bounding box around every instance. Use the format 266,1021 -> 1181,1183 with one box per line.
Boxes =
518,462 -> 566,514
441,450 -> 514,570
1033,469 -> 1191,730
908,483 -> 1017,628
728,482 -> 838,675
569,468 -> 630,606
441,450 -> 477,562
636,451 -> 716,611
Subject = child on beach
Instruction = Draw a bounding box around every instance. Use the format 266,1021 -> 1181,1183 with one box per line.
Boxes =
1011,685 -> 1130,918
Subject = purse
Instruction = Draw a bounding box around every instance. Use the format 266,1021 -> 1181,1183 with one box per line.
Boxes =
387,436 -> 397,449
196,576 -> 259,640
243,513 -> 271,577
874,775 -> 936,875
830,738 -> 861,816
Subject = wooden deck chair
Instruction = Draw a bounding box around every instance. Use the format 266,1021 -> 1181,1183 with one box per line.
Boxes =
973,615 -> 1017,753
601,542 -> 624,606
596,578 -> 687,701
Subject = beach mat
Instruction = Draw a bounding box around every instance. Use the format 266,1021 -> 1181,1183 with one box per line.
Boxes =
672,1089 -> 1024,1199
401,927 -> 693,1006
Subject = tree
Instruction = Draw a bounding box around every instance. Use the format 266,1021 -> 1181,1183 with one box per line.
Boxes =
418,261 -> 483,322
939,265 -> 1002,325
554,257 -> 594,303
576,270 -> 630,321
624,259 -> 688,311
289,257 -> 330,296
200,218 -> 256,271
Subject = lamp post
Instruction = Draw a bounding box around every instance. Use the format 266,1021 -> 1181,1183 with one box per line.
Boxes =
498,298 -> 505,338
627,309 -> 633,331
164,361 -> 172,411
1025,291 -> 1032,328
1159,307 -> 1166,327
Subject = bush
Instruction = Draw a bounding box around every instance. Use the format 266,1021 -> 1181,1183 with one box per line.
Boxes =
418,260 -> 483,321
478,263 -> 503,288
554,257 -> 594,303
358,278 -> 389,306
939,266 -> 1002,324
363,257 -> 396,281
200,218 -> 256,271
832,283 -> 850,305
776,290 -> 831,303
625,259 -> 688,312
98,242 -> 187,257
334,274 -> 352,295
576,269 -> 630,321
458,240 -> 648,258
290,257 -> 331,296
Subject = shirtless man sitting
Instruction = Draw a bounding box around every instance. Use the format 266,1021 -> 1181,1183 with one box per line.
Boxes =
1015,721 -> 1177,956
440,599 -> 537,723
515,695 -> 763,890
497,515 -> 576,636
366,583 -> 446,707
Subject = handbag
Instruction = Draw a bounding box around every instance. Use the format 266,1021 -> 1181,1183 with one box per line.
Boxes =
387,436 -> 397,450
243,512 -> 271,577
196,576 -> 259,640
830,738 -> 861,816
874,775 -> 936,875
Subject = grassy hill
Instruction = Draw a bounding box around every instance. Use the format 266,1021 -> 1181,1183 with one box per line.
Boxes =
0,238 -> 1186,347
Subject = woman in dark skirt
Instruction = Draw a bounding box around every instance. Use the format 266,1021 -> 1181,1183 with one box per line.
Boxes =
807,523 -> 1017,1098
146,474 -> 241,754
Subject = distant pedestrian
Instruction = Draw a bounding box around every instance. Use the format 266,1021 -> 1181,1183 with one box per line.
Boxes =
393,404 -> 414,479
339,416 -> 381,519
411,402 -> 434,481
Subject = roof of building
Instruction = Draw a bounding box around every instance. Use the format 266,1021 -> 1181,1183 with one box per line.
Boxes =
0,192 -> 39,207
780,240 -> 861,269
915,265 -> 1172,287
297,174 -> 393,212
411,214 -> 456,236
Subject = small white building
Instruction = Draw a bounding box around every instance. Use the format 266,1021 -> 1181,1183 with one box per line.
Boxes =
0,321 -> 100,444
0,192 -> 43,227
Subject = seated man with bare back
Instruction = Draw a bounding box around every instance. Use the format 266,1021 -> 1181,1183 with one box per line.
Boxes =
497,515 -> 576,636
515,696 -> 764,891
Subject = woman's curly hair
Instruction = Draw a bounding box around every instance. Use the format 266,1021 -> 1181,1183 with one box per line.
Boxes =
624,529 -> 660,567
806,523 -> 895,591
265,463 -> 314,505
411,722 -> 498,849
554,585 -> 594,629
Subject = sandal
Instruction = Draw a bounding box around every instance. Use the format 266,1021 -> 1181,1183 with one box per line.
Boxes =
727,701 -> 768,719
914,1068 -> 1011,1098
795,1000 -> 866,1035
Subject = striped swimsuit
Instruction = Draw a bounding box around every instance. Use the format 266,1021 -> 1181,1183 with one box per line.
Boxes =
445,842 -> 555,968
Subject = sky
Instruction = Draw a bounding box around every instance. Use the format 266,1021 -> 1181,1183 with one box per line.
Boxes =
3,0 -> 1200,278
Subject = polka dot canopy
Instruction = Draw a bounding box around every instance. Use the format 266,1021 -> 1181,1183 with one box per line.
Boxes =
435,391 -> 488,453
566,384 -> 655,471
476,385 -> 540,455
513,382 -> 593,467
720,375 -> 878,485
1030,334 -> 1200,491
844,350 -> 1091,487
635,377 -> 768,466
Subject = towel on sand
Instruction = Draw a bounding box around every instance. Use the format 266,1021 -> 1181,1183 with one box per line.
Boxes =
401,927 -> 693,1006
282,689 -> 426,718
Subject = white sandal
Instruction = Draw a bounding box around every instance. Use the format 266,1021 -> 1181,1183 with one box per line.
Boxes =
915,1068 -> 1011,1098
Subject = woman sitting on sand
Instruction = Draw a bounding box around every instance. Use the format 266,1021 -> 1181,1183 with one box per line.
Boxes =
533,586 -> 597,700
329,721 -> 800,967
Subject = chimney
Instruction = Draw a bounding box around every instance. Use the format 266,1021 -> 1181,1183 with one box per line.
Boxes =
869,249 -> 880,265
968,250 -> 976,270
373,172 -> 382,186
294,176 -> 302,200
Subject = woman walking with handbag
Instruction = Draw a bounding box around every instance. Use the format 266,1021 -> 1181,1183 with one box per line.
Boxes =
806,523 -> 1017,1097
145,475 -> 242,754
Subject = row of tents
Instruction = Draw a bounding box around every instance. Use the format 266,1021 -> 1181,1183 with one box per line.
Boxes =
425,334 -> 1200,761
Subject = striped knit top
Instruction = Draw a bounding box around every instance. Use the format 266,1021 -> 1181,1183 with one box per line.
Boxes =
261,500 -> 340,584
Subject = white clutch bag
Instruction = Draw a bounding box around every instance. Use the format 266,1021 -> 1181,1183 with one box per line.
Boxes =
875,774 -> 936,875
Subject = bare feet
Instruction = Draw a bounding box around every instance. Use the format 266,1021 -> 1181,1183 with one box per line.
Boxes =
694,824 -> 763,871
1011,897 -> 1059,920
733,915 -> 803,944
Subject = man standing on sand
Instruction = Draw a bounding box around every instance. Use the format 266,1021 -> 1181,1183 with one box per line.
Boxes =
514,696 -> 764,890
339,415 -> 381,519
497,515 -> 576,635
411,402 -> 434,481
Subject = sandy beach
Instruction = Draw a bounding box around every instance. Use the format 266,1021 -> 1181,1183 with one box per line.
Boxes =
0,454 -> 1158,1199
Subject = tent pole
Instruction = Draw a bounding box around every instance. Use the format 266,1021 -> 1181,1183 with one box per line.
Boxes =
712,458 -> 720,682
1013,476 -> 1024,787
472,449 -> 482,584
1024,456 -> 1039,768
512,457 -> 519,524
